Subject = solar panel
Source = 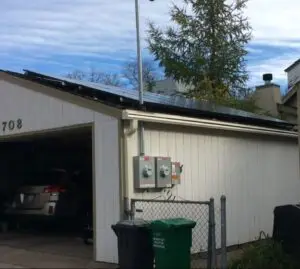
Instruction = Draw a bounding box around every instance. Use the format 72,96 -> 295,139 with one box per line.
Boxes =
23,70 -> 290,126
50,75 -> 141,101
143,91 -> 284,123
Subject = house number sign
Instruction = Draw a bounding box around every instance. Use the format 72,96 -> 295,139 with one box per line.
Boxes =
2,119 -> 23,132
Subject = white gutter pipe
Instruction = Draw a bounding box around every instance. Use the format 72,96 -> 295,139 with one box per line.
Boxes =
124,119 -> 138,136
122,110 -> 298,138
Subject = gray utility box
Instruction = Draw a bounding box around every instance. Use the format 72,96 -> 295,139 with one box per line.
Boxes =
171,162 -> 181,185
155,157 -> 172,188
133,156 -> 155,189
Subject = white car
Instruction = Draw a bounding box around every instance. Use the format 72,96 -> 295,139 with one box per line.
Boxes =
5,169 -> 81,222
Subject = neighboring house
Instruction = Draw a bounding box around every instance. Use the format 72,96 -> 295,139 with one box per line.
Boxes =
154,67 -> 299,127
278,85 -> 297,125
0,70 -> 298,263
253,75 -> 282,117
152,78 -> 188,95
285,59 -> 300,89
254,71 -> 298,127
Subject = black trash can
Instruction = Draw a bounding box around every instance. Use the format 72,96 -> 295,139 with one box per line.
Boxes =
273,204 -> 300,255
112,219 -> 153,269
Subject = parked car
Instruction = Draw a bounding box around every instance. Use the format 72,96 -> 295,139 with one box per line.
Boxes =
4,168 -> 90,225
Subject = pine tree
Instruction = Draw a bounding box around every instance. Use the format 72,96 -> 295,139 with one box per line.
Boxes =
147,0 -> 253,109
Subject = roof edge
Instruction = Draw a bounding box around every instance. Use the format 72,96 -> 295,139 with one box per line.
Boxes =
282,84 -> 298,105
256,83 -> 280,89
285,59 -> 300,72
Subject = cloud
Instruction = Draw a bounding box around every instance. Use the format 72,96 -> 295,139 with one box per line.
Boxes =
248,54 -> 295,85
0,0 -> 300,86
246,0 -> 300,42
0,0 -> 177,56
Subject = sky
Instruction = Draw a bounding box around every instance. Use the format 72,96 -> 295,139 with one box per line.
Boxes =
1,0 -> 300,90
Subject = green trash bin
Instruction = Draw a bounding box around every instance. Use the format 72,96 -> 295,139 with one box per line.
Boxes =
150,218 -> 196,269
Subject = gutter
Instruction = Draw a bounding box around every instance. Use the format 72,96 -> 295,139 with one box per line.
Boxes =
122,110 -> 298,139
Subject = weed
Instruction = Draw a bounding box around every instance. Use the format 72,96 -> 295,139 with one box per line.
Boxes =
229,235 -> 300,269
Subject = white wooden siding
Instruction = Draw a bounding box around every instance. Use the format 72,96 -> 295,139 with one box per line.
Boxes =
0,80 -> 95,134
0,79 -> 120,263
287,64 -> 300,88
127,123 -> 300,248
93,114 -> 120,263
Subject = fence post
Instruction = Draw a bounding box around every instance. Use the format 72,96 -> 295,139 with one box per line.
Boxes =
211,198 -> 217,269
220,195 -> 227,269
207,198 -> 216,269
130,199 -> 136,220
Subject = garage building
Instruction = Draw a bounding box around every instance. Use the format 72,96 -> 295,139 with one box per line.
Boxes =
0,70 -> 299,264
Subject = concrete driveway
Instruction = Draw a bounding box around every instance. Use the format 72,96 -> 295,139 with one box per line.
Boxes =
0,232 -> 115,268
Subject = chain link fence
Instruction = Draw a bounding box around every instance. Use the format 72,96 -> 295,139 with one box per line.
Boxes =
130,198 -> 221,269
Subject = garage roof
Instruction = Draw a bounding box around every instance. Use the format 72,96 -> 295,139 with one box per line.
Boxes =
1,70 -> 294,130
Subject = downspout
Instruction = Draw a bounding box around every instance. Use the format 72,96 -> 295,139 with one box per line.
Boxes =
125,119 -> 138,136
123,119 -> 138,219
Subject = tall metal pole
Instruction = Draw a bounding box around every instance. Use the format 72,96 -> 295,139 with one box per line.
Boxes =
135,0 -> 145,156
135,0 -> 144,106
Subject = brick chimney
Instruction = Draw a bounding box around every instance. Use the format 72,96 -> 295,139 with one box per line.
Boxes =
253,73 -> 282,116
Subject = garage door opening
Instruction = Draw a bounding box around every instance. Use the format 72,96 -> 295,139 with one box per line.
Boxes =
0,126 -> 94,263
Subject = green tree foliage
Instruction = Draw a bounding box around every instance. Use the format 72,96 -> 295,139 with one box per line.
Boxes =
147,0 -> 254,110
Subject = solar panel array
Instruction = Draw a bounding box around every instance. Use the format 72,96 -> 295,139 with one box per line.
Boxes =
24,70 -> 290,126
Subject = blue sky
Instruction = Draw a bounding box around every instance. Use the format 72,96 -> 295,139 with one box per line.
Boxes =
1,0 -> 300,91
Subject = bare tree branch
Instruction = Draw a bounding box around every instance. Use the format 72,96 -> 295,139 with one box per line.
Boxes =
122,58 -> 162,91
66,70 -> 86,80
66,67 -> 124,87
66,59 -> 162,92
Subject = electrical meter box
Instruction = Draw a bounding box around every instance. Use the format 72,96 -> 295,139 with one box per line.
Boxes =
155,157 -> 172,188
133,156 -> 155,189
171,162 -> 181,185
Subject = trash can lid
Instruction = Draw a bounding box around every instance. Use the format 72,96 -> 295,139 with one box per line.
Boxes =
150,218 -> 196,230
113,219 -> 150,229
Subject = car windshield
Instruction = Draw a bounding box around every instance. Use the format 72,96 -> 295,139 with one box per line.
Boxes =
25,169 -> 68,186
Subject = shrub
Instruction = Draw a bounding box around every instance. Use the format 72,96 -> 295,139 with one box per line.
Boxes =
229,238 -> 300,269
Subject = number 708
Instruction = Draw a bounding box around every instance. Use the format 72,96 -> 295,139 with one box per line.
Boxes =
2,119 -> 23,132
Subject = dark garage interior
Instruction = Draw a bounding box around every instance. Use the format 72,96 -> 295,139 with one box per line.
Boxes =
0,127 -> 94,260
